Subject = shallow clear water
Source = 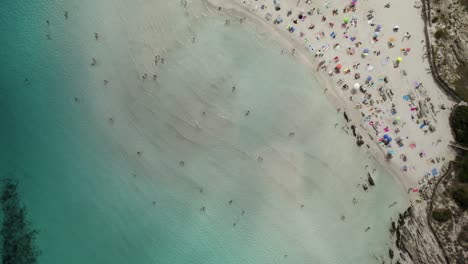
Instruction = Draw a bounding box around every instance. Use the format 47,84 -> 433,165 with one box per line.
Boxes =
1,0 -> 408,263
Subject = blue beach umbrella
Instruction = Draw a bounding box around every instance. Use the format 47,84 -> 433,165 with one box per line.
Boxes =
366,76 -> 372,81
363,48 -> 369,54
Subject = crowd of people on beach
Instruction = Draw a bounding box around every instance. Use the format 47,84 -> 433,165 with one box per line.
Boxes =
44,1 -> 452,236
236,0 -> 450,195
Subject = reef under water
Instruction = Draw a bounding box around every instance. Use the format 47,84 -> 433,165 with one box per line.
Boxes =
1,178 -> 40,264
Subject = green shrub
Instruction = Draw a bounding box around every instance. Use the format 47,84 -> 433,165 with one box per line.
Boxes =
457,155 -> 468,183
432,208 -> 452,222
452,186 -> 468,209
451,106 -> 468,145
454,64 -> 468,102
434,29 -> 446,40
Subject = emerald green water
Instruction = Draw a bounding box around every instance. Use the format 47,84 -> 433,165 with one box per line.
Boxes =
0,0 -> 408,263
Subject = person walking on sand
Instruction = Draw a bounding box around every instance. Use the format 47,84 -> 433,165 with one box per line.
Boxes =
402,32 -> 411,41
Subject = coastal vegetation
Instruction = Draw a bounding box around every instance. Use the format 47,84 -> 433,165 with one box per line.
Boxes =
450,105 -> 468,186
452,186 -> 468,209
0,178 -> 40,264
457,154 -> 468,183
431,208 -> 452,222
434,29 -> 446,40
454,64 -> 468,103
462,0 -> 468,11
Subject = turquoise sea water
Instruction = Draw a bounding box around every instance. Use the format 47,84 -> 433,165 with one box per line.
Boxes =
1,0 -> 409,263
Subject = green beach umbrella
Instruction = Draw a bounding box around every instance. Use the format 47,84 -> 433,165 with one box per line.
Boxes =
344,17 -> 350,23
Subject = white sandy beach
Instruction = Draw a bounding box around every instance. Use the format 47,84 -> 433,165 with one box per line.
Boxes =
208,0 -> 456,198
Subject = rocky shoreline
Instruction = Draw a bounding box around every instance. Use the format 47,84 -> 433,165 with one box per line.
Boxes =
393,161 -> 468,264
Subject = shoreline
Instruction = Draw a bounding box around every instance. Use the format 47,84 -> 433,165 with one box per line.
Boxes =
205,0 -> 455,199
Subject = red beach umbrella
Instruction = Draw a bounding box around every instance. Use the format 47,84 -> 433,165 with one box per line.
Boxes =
336,64 -> 342,70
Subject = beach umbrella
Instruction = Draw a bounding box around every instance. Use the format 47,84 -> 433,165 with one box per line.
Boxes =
336,64 -> 342,70
374,32 -> 380,37
354,83 -> 360,89
366,76 -> 372,81
406,48 -> 411,52
363,48 -> 369,54
344,17 -> 350,23
376,24 -> 382,30
389,36 -> 395,42
397,57 -> 403,62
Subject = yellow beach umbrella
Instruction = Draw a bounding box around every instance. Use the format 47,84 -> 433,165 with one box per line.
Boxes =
397,57 -> 403,62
